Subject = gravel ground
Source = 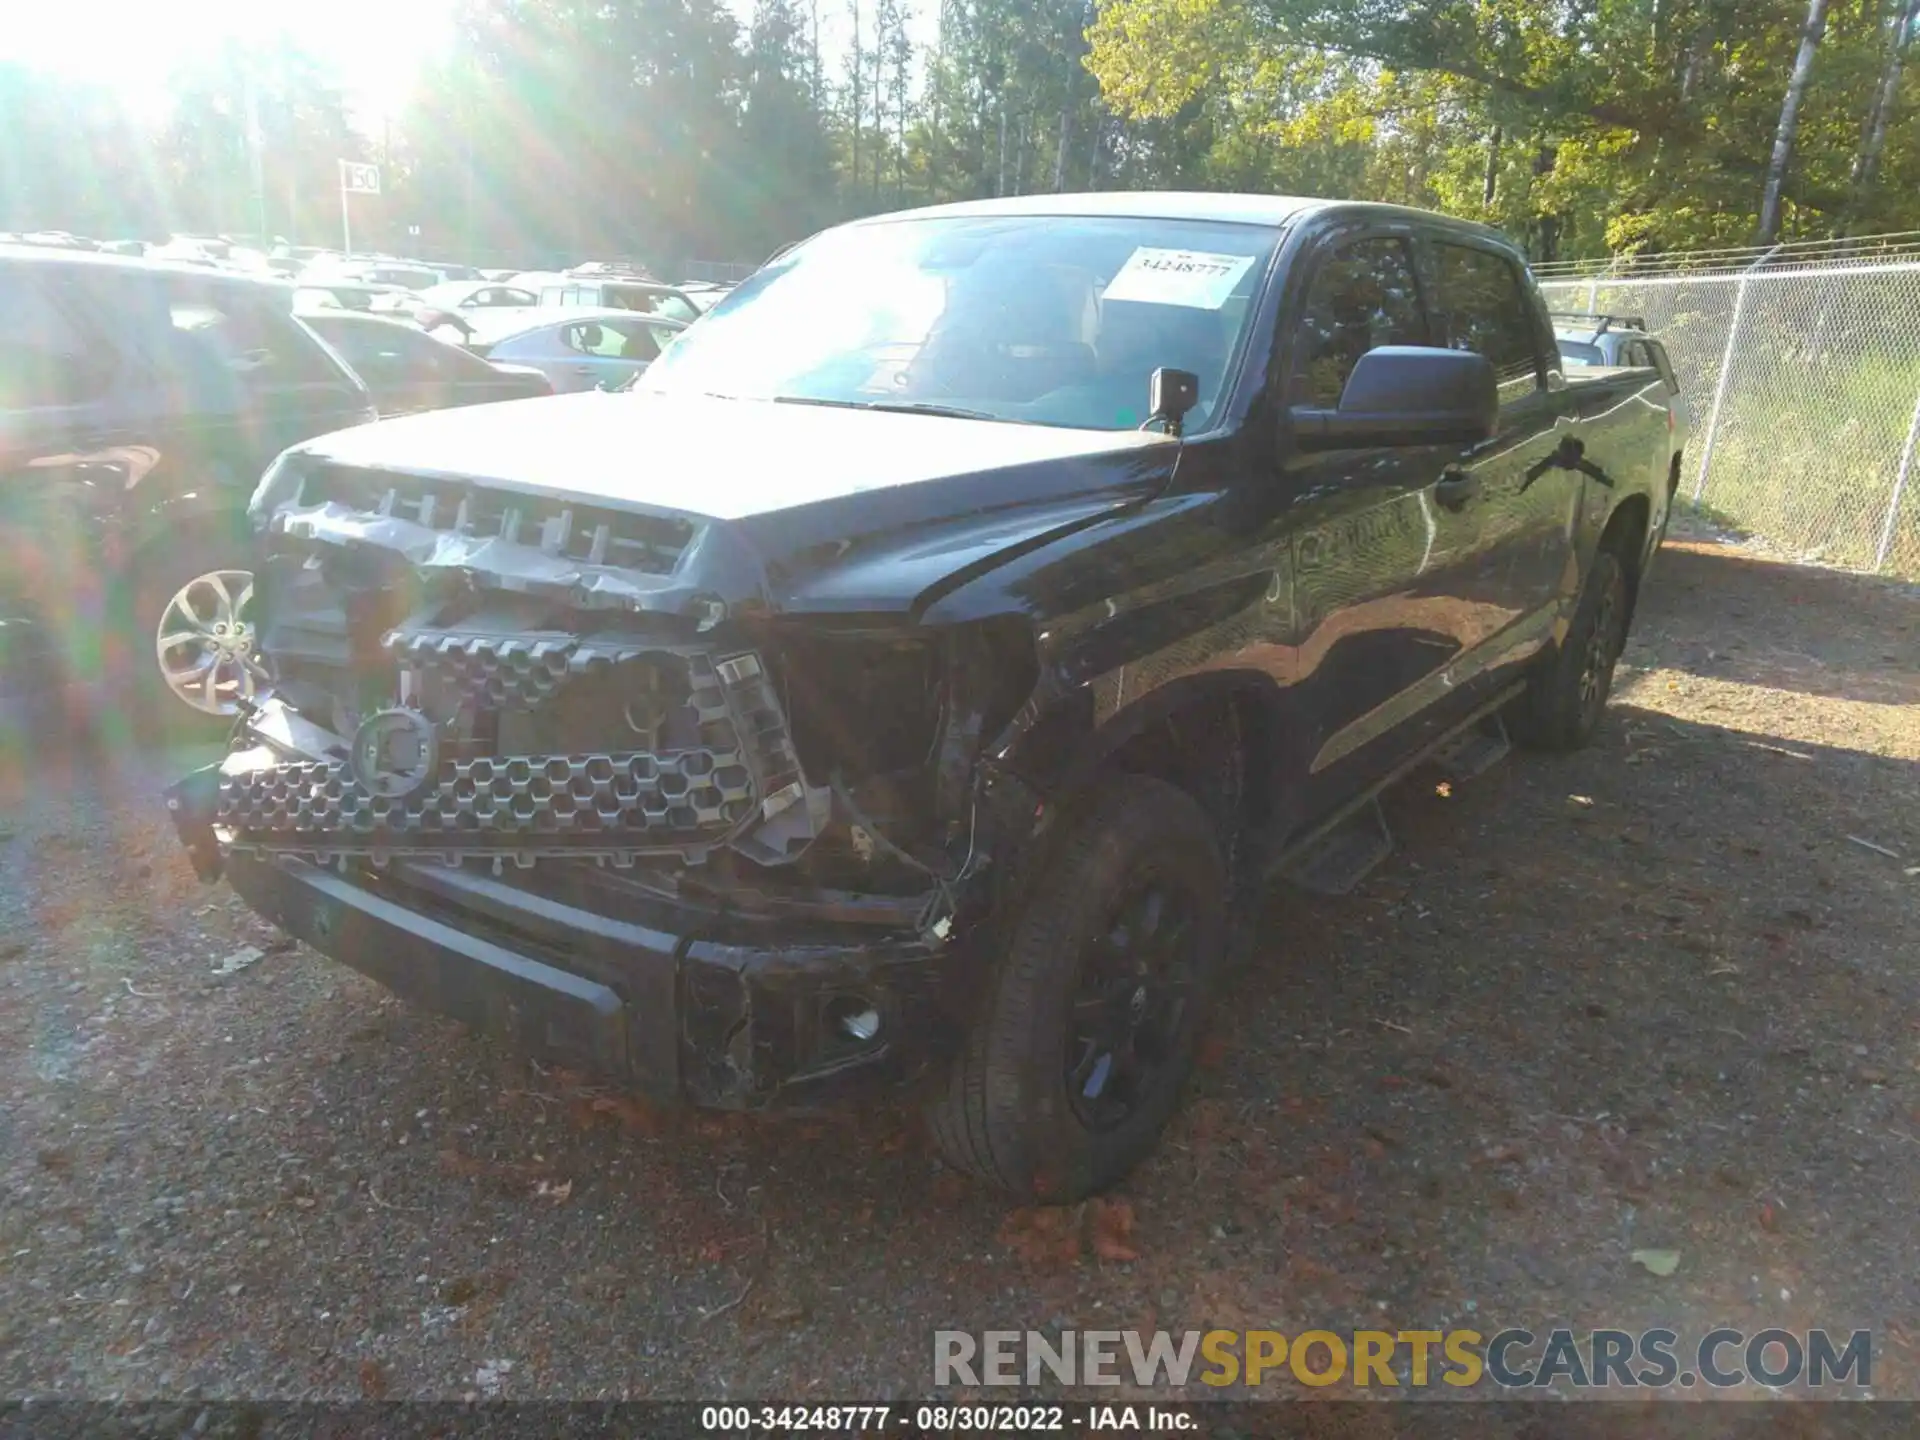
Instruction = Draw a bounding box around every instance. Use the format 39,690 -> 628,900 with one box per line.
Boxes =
1,538 -> 1916,1403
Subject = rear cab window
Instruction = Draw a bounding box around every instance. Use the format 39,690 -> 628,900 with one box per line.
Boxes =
1645,340 -> 1679,392
1428,240 -> 1543,398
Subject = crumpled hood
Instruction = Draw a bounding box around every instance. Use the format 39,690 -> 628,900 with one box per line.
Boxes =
280,388 -> 1181,617
294,388 -> 1173,521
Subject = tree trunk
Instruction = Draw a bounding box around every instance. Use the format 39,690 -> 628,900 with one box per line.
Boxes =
996,105 -> 1006,196
1482,125 -> 1502,205
1849,0 -> 1919,212
1053,110 -> 1069,191
1759,0 -> 1832,243
849,0 -> 861,200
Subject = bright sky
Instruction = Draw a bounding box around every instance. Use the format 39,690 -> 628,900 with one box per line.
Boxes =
0,0 -> 459,119
1,0 -> 930,123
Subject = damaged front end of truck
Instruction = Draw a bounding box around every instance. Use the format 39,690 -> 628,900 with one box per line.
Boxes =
164,448 -> 1065,1109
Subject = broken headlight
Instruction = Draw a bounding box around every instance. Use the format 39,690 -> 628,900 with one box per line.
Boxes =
247,448 -> 312,530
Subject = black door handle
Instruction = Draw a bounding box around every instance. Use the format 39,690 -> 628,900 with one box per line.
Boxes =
1435,470 -> 1480,510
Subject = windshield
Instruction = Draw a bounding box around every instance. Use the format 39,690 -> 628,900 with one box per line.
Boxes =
1557,339 -> 1606,366
638,214 -> 1279,431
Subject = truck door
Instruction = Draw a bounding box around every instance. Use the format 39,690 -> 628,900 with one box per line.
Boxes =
1419,237 -> 1577,685
1279,229 -> 1490,804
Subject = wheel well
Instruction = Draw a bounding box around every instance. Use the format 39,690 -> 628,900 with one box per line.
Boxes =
1599,494 -> 1651,613
1100,688 -> 1273,861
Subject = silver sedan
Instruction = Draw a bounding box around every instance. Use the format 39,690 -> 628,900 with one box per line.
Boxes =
470,309 -> 686,392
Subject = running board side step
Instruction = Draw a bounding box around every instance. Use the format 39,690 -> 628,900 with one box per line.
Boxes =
1431,712 -> 1512,783
1261,683 -> 1526,899
1278,797 -> 1393,896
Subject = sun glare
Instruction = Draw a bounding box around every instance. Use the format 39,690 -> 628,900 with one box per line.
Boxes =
0,0 -> 456,119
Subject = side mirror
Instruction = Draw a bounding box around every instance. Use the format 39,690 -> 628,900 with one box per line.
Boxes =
1290,346 -> 1497,451
1147,367 -> 1201,437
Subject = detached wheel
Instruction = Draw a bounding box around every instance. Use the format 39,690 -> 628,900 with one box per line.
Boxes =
928,775 -> 1226,1202
128,535 -> 270,739
1509,547 -> 1630,752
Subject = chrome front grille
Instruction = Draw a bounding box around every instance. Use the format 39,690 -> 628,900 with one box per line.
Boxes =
299,466 -> 694,575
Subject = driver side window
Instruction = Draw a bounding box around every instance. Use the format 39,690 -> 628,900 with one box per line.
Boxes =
1288,238 -> 1425,408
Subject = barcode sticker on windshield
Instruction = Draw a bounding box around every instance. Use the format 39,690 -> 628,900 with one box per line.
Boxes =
1101,248 -> 1257,309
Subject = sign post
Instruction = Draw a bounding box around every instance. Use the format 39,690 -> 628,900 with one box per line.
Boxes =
337,160 -> 381,254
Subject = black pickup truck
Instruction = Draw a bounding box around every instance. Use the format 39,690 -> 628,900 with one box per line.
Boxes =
166,194 -> 1678,1201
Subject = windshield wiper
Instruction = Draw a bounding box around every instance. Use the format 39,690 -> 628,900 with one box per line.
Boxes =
771,395 -> 1023,424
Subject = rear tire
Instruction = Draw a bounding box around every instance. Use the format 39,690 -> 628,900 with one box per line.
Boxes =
1509,548 -> 1630,753
926,775 -> 1227,1202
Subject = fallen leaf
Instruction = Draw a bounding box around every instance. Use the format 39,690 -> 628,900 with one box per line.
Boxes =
211,945 -> 265,976
1435,781 -> 1452,798
588,1094 -> 662,1135
1631,1248 -> 1681,1277
998,1206 -> 1081,1267
1090,1197 -> 1139,1263
438,1148 -> 485,1178
533,1179 -> 572,1204
1758,1203 -> 1778,1233
358,1359 -> 390,1400
698,1240 -> 727,1263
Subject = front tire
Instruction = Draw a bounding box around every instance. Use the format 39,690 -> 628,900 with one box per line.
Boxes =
1509,547 -> 1630,752
927,775 -> 1227,1201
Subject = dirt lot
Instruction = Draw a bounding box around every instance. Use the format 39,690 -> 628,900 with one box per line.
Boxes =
1,538 -> 1916,1404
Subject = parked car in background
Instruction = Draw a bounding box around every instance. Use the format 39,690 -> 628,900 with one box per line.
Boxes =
532,277 -> 703,323
412,281 -> 542,339
303,258 -> 443,292
166,193 -> 1680,1202
468,308 -> 684,391
1554,311 -> 1690,532
293,281 -> 420,316
19,231 -> 100,252
301,312 -> 552,415
676,280 -> 736,313
0,245 -> 375,735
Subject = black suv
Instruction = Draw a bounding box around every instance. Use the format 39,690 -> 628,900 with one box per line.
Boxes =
168,196 -> 1678,1200
0,247 -> 375,734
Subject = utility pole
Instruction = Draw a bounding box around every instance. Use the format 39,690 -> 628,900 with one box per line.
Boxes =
243,62 -> 267,241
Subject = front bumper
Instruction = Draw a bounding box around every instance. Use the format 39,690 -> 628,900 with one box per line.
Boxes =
189,802 -> 976,1109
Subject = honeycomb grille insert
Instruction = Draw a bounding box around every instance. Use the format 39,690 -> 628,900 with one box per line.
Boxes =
212,644 -> 820,865
218,750 -> 755,850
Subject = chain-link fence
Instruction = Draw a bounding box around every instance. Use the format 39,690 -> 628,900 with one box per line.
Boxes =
1536,236 -> 1920,576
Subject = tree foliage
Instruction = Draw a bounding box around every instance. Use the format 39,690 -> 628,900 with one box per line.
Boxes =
2,0 -> 1918,263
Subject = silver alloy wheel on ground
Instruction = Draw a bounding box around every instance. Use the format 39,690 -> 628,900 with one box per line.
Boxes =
154,568 -> 270,716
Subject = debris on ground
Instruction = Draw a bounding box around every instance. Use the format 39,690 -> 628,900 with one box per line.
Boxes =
1631,1249 -> 1682,1277
210,945 -> 264,976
